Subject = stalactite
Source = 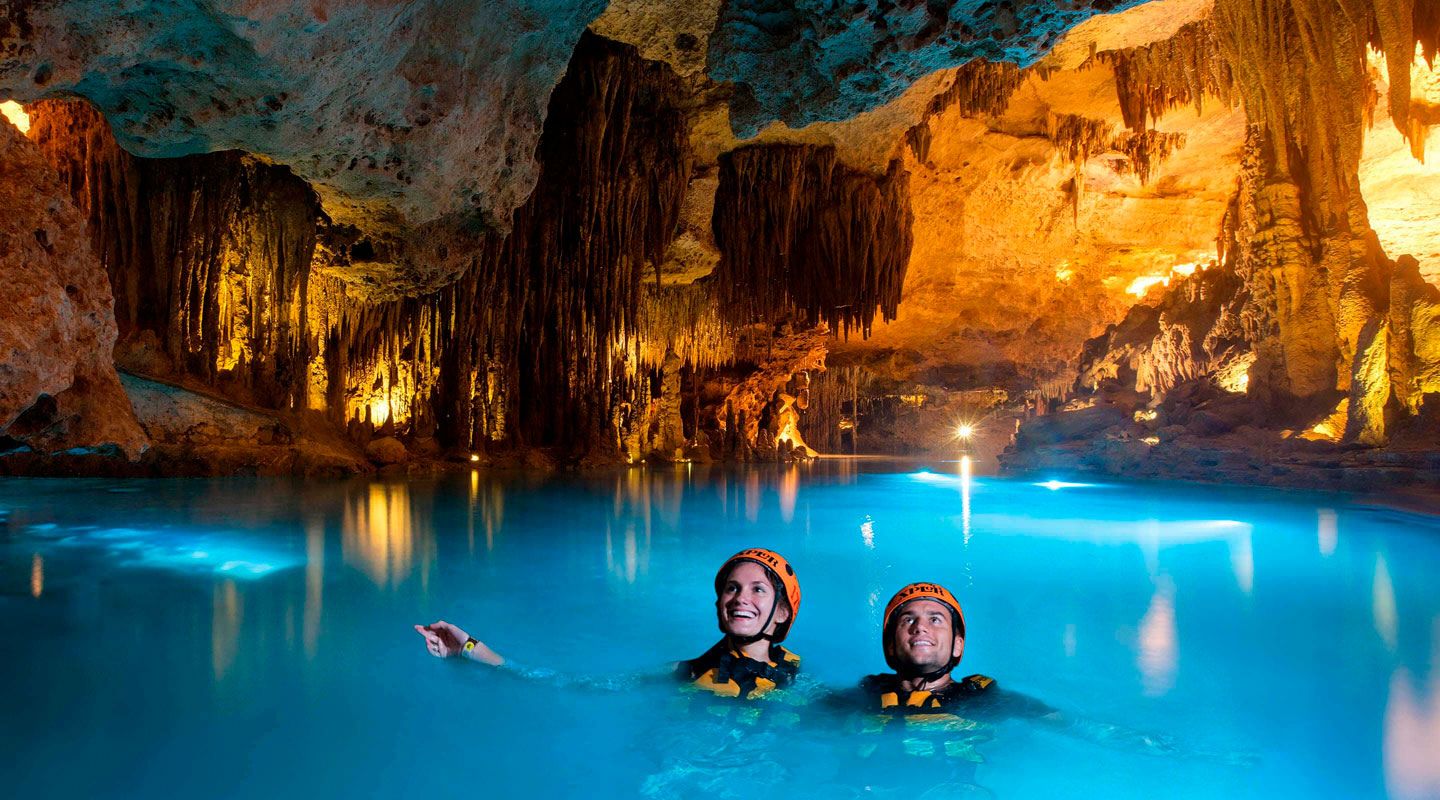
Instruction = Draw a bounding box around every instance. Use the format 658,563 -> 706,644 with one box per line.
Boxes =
1093,20 -> 1238,132
907,60 -> 1026,161
1371,0 -> 1440,160
795,367 -> 851,453
712,144 -> 913,338
1045,112 -> 1112,219
1111,129 -> 1188,184
28,32 -> 693,459
1046,113 -> 1114,164
629,284 -> 735,372
28,99 -> 322,410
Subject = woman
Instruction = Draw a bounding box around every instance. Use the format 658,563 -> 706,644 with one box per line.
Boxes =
415,548 -> 802,699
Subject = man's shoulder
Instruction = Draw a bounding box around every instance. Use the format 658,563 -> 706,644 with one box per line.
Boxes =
960,673 -> 995,691
858,673 -> 900,693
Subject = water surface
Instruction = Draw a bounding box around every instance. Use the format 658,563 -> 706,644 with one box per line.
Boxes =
1,461 -> 1437,798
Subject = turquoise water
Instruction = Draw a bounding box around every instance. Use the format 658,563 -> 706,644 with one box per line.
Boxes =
1,461 -> 1437,799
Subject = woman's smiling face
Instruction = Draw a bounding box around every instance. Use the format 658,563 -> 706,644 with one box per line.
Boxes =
717,561 -> 789,640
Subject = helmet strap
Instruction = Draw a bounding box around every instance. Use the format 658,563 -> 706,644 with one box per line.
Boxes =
726,596 -> 780,650
899,662 -> 954,690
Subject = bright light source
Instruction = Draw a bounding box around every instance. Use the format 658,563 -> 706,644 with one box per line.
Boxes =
469,453 -> 480,463
1,100 -> 30,133
955,423 -> 975,440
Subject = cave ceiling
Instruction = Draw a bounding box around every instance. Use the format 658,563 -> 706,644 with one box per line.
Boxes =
4,0 -> 1183,291
3,0 -> 1439,401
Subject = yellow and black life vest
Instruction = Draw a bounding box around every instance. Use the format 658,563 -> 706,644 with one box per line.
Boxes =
676,640 -> 801,699
861,672 -> 994,714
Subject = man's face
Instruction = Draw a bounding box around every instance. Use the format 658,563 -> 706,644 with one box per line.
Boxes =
890,599 -> 963,673
717,561 -> 789,639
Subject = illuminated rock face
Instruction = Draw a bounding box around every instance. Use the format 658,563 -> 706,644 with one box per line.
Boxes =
25,33 -> 694,459
0,120 -> 146,458
851,55 -> 1245,397
1,0 -> 607,293
980,0 -> 1434,488
1055,0 -> 1440,446
2,0 -> 1438,475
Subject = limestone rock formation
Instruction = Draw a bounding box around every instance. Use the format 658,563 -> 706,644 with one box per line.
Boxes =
0,119 -> 146,458
24,32 -> 692,463
2,0 -> 607,293
1001,0 -> 1440,482
709,0 -> 1153,137
712,144 -> 913,337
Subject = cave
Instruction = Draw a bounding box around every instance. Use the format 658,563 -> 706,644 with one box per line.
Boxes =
2,1 -> 1438,797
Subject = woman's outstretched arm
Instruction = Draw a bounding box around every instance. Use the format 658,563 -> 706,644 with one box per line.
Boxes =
414,620 -> 504,666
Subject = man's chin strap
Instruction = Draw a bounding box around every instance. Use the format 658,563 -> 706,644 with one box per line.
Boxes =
898,662 -> 954,690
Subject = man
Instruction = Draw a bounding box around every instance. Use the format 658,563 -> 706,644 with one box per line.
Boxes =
860,582 -> 998,713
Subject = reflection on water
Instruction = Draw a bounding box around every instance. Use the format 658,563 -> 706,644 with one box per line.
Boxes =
1318,508 -> 1338,557
1385,621 -> 1440,800
1138,576 -> 1178,697
30,553 -> 42,598
304,517 -> 324,659
469,472 -> 505,554
211,580 -> 242,681
1231,532 -> 1254,596
342,483 -> 432,589
779,467 -> 799,523
960,456 -> 972,544
1374,554 -> 1399,652
745,470 -> 761,522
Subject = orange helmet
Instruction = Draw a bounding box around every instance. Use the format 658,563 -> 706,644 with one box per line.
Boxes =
715,548 -> 802,643
882,582 -> 966,672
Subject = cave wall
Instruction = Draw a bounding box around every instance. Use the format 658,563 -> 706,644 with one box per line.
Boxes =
0,118 -> 146,458
1074,0 -> 1440,442
29,101 -> 322,410
1,0 -> 610,296
26,32 -> 695,459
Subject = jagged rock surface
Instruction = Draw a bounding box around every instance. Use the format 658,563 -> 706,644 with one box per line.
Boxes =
0,119 -> 146,458
708,0 -> 1154,137
712,144 -> 913,337
0,0 -> 607,271
26,33 -> 693,461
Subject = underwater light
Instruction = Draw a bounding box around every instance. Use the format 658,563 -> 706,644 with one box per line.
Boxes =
1036,480 -> 1092,490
